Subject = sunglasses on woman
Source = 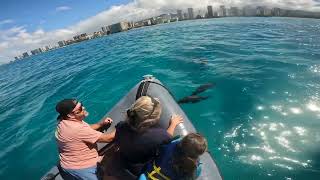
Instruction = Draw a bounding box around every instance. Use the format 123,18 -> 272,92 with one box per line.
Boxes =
147,96 -> 160,118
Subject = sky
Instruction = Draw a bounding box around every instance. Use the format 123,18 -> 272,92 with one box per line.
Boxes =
0,0 -> 320,64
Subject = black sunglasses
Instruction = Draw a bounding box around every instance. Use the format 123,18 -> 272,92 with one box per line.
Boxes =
147,96 -> 159,118
72,101 -> 84,114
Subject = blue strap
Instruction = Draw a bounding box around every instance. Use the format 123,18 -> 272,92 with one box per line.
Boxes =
139,174 -> 147,180
196,162 -> 203,177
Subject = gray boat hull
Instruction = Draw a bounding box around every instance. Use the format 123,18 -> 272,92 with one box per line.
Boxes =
41,75 -> 222,180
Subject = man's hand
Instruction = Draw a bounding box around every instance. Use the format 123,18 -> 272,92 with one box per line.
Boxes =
91,117 -> 113,130
99,117 -> 113,126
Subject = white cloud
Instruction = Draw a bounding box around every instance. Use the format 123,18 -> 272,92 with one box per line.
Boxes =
56,6 -> 72,12
0,19 -> 14,26
1,0 -> 320,64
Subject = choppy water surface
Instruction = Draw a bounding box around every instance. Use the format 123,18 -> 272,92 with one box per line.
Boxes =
0,17 -> 320,180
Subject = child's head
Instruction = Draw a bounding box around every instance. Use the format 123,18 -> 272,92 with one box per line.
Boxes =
179,133 -> 207,158
173,133 -> 207,179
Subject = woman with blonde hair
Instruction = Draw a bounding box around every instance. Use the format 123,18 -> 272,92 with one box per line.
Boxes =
114,96 -> 183,175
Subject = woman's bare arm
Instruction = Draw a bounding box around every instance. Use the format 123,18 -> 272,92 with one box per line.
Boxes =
167,115 -> 184,136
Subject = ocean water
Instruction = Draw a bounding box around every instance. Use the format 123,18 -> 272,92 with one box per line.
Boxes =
0,17 -> 320,180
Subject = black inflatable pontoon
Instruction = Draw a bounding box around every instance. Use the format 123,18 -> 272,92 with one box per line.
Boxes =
41,75 -> 222,180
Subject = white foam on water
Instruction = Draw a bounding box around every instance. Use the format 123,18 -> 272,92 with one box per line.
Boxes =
225,124 -> 242,138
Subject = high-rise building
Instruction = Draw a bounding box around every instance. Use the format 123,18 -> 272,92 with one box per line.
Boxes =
220,5 -> 227,17
207,6 -> 214,18
73,33 -> 89,42
183,13 -> 188,19
264,8 -> 272,16
256,6 -> 271,16
187,8 -> 194,19
256,6 -> 265,16
177,10 -> 183,20
109,22 -> 130,34
272,8 -> 281,16
101,27 -> 106,33
58,40 -> 66,47
45,45 -> 51,51
230,7 -> 239,16
101,26 -> 111,35
22,52 -> 29,58
31,48 -> 42,55
243,6 -> 256,16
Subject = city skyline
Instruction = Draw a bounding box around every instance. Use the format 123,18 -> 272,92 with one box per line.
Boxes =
11,5 -> 320,62
1,0 -> 320,64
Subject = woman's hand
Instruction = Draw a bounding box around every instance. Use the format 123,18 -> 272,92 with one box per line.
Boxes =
170,114 -> 184,127
167,114 -> 183,136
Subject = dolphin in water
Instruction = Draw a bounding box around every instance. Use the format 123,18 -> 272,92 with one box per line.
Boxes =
177,95 -> 209,104
191,83 -> 215,95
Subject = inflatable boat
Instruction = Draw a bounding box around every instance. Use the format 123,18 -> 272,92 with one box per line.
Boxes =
41,75 -> 222,180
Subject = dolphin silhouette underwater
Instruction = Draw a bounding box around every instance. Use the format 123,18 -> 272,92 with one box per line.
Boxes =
177,95 -> 209,104
191,83 -> 215,95
177,83 -> 215,104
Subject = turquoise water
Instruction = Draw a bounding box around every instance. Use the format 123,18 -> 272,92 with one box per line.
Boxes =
1,17 -> 320,180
